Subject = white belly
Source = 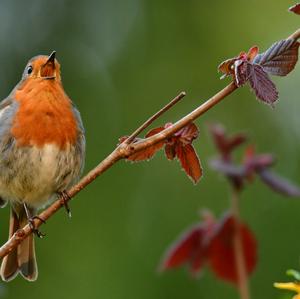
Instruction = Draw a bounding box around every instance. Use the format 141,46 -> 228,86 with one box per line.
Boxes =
0,142 -> 82,209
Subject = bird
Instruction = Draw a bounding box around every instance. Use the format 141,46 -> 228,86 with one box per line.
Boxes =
0,51 -> 85,282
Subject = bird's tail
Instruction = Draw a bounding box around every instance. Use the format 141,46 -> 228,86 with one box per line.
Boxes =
0,205 -> 38,281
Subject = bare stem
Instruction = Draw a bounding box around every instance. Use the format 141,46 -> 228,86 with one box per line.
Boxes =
0,27 -> 299,259
132,82 -> 237,154
231,189 -> 250,299
289,28 -> 300,40
125,91 -> 186,144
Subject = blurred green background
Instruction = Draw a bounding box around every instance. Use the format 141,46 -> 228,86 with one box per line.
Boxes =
0,0 -> 299,298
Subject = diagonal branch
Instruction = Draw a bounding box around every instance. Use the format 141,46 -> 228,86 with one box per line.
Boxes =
0,28 -> 299,259
289,28 -> 300,40
125,91 -> 186,144
0,83 -> 237,259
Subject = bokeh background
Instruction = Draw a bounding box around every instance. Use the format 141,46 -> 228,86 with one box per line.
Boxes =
0,0 -> 299,298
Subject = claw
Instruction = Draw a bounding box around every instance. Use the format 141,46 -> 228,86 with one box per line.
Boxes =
28,216 -> 46,238
23,203 -> 46,238
59,191 -> 72,218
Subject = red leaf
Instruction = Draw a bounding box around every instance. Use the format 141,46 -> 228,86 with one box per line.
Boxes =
258,169 -> 300,197
176,144 -> 203,184
243,145 -> 275,174
121,127 -> 165,162
160,211 -> 216,275
209,124 -> 247,159
159,225 -> 205,272
227,135 -> 247,152
218,57 -> 236,79
253,39 -> 300,76
164,122 -> 202,183
126,146 -> 163,161
248,64 -> 278,106
234,60 -> 249,86
145,127 -> 165,138
247,46 -> 259,62
209,124 -> 228,153
208,214 -> 257,285
218,46 -> 258,80
176,123 -> 199,145
165,143 -> 176,160
289,3 -> 300,15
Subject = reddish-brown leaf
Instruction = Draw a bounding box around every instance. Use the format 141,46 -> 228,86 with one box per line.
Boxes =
209,124 -> 247,159
145,127 -> 165,138
159,225 -> 205,271
258,169 -> 300,197
243,145 -> 275,174
253,39 -> 300,76
160,212 -> 216,275
289,3 -> 300,14
248,64 -> 278,105
218,57 -> 236,79
125,145 -> 163,161
208,214 -> 257,285
176,144 -> 203,184
234,60 -> 250,86
247,46 -> 259,62
176,123 -> 199,145
218,46 -> 258,80
121,127 -> 165,162
227,135 -> 247,152
165,143 -> 176,160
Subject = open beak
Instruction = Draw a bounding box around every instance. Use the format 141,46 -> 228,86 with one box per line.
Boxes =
46,51 -> 56,64
41,51 -> 56,79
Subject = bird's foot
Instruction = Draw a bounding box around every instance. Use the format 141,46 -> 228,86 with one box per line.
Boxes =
59,190 -> 72,218
28,216 -> 46,238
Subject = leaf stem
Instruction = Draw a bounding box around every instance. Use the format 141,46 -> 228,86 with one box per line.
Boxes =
231,188 -> 251,299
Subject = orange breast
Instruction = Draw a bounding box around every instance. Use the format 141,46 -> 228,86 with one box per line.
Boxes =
12,79 -> 78,149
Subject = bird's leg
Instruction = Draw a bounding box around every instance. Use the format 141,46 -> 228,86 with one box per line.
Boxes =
58,190 -> 72,218
23,203 -> 46,238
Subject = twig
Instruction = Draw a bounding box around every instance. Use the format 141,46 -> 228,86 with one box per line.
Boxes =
0,28 -> 299,259
131,83 -> 236,154
289,28 -> 300,40
125,91 -> 186,144
231,189 -> 250,299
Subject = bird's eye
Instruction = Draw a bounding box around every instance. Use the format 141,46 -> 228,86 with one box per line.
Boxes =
27,65 -> 33,75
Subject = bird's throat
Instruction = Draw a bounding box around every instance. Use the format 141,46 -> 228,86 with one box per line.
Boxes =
12,80 -> 78,149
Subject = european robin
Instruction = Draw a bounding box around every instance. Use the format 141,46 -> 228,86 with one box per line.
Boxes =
0,51 -> 85,281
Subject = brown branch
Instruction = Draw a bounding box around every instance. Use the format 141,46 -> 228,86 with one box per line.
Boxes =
289,28 -> 300,40
0,28 -> 299,259
0,82 -> 237,259
125,91 -> 186,144
131,82 -> 236,154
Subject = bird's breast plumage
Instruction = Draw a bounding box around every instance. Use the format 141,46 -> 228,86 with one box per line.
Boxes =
12,79 -> 79,149
0,79 -> 85,208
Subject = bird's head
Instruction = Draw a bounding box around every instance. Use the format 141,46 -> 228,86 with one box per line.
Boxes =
22,51 -> 61,82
